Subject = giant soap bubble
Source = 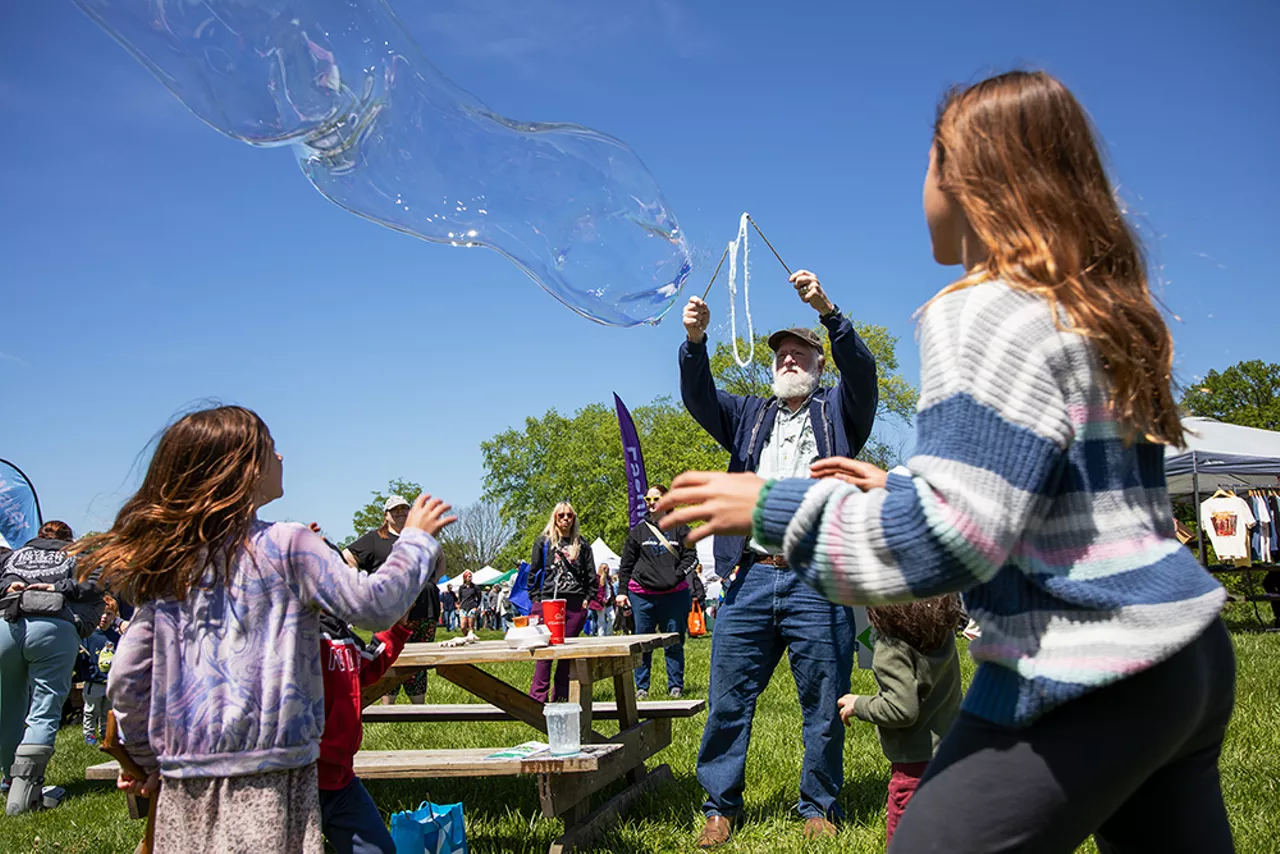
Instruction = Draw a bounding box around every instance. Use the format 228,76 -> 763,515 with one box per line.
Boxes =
72,0 -> 692,326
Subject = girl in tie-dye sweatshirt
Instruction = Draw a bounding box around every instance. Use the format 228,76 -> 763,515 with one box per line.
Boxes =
73,406 -> 456,853
660,72 -> 1234,853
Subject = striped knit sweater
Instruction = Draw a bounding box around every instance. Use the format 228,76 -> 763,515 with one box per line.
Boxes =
755,281 -> 1226,727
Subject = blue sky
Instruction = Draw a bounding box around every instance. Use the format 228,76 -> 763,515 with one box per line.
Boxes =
2,0 -> 1277,543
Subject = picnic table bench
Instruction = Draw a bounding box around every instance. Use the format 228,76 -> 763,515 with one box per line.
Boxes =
87,633 -> 703,853
1209,565 -> 1280,629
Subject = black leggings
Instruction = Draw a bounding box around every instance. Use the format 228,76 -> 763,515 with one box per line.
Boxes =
889,619 -> 1236,854
1263,571 -> 1280,627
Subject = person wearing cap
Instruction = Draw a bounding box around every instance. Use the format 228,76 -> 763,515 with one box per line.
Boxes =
344,496 -> 441,705
678,271 -> 878,847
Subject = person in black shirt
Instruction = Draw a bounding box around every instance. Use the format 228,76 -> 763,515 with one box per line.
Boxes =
456,571 -> 481,634
343,496 -> 440,705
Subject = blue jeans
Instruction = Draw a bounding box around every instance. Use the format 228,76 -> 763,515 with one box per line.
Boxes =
0,617 -> 80,777
697,562 -> 854,821
321,777 -> 396,854
631,588 -> 690,693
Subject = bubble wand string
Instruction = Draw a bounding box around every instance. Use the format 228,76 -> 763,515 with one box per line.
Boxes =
746,215 -> 792,275
700,244 -> 731,301
699,215 -> 791,300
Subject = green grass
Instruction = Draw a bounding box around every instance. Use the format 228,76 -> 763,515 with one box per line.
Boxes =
2,607 -> 1278,853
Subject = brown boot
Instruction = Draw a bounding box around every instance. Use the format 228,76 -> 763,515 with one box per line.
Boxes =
697,815 -> 733,848
803,816 -> 838,840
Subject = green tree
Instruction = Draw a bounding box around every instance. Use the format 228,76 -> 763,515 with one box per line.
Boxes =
1181,360 -> 1280,431
481,399 -> 728,562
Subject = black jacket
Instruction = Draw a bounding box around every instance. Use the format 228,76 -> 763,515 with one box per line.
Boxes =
527,535 -> 595,603
0,538 -> 105,638
618,514 -> 697,594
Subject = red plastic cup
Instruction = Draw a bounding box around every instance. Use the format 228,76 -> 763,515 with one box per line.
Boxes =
543,599 -> 567,644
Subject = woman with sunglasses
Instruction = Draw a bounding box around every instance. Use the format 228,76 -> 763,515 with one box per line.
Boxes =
526,502 -> 595,702
617,485 -> 698,700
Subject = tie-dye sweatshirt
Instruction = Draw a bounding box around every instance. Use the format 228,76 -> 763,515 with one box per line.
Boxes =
754,281 -> 1225,726
107,521 -> 441,778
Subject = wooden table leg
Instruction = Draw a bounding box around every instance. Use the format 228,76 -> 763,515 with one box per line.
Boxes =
547,764 -> 674,854
612,670 -> 645,785
568,660 -> 595,744
435,664 -> 548,733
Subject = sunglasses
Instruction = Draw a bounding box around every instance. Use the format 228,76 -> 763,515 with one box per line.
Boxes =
643,496 -> 661,504
556,513 -> 576,519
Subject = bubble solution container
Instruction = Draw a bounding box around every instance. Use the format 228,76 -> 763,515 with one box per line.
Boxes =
543,703 -> 582,756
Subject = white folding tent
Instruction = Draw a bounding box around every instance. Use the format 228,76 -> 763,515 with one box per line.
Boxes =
590,537 -> 621,572
470,566 -> 504,586
1166,417 -> 1280,497
1165,416 -> 1280,564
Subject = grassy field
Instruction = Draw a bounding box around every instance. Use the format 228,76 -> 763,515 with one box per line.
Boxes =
1,607 -> 1277,853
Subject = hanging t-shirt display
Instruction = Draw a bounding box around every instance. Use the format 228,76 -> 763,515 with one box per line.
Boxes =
1200,494 -> 1256,563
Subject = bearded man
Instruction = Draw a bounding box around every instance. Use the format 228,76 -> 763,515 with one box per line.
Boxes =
677,270 -> 878,848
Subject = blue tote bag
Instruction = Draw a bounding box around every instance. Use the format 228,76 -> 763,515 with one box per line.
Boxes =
390,800 -> 468,854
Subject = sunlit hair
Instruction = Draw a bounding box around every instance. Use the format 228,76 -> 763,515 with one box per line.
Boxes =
867,594 -> 963,653
38,521 -> 74,542
541,501 -> 580,561
929,70 -> 1183,447
71,406 -> 275,603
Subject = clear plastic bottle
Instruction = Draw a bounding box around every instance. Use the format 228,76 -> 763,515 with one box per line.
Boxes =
72,0 -> 692,326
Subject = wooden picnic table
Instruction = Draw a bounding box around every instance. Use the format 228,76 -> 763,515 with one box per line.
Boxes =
88,632 -> 704,853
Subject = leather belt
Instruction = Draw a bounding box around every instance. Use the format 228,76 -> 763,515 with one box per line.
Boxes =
751,554 -> 788,569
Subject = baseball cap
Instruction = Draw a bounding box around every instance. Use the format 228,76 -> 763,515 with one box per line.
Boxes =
767,327 -> 823,353
384,495 -> 411,512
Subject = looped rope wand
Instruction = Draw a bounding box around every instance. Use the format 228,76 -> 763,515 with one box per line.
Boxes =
699,214 -> 790,299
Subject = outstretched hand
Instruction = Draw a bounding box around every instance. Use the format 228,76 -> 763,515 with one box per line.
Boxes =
405,494 -> 458,538
808,457 -> 887,491
655,471 -> 766,544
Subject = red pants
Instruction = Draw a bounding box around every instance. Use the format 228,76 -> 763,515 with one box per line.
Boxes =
886,760 -> 930,845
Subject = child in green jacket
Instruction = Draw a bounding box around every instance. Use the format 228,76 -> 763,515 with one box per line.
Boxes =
839,595 -> 963,844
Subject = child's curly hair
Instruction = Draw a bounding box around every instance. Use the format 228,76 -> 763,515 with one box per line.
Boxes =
867,594 -> 964,653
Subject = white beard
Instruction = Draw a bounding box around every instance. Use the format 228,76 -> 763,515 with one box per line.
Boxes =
772,365 -> 820,400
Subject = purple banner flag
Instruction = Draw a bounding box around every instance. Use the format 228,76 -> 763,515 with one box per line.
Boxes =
613,393 -> 649,529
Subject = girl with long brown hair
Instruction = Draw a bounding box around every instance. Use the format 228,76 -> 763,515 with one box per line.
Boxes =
659,70 -> 1233,852
73,406 -> 456,853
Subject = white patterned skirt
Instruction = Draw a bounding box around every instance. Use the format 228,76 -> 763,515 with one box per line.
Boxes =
154,763 -> 322,854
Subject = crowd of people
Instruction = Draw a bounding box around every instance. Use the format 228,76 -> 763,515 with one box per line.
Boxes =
0,70 -> 1238,853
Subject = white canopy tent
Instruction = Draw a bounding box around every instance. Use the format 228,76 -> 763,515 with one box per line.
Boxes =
591,537 -> 621,573
1165,416 -> 1280,565
438,565 -> 513,590
470,566 -> 504,586
1165,417 -> 1280,497
696,536 -> 720,580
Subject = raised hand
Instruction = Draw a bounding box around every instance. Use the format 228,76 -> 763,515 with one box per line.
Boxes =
683,296 -> 711,343
405,494 -> 458,538
789,269 -> 834,315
